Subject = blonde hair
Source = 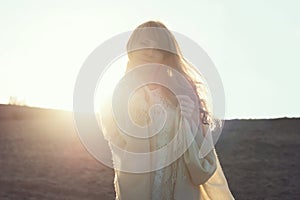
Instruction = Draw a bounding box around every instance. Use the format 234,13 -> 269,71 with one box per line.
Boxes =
126,20 -> 219,130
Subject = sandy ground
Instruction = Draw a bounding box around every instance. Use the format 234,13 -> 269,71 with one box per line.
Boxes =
0,104 -> 299,200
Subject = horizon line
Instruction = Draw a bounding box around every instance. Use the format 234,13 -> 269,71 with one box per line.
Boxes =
1,103 -> 299,121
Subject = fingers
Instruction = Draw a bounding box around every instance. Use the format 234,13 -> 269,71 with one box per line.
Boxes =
176,95 -> 194,105
176,95 -> 195,118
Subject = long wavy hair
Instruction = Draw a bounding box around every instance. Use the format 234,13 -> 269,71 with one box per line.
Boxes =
125,20 -> 219,130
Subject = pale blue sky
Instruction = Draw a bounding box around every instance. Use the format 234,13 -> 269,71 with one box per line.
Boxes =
0,0 -> 299,119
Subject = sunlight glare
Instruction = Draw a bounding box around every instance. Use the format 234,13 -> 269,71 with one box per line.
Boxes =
94,55 -> 127,114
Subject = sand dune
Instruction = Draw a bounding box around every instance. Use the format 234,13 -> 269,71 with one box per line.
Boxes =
0,104 -> 299,199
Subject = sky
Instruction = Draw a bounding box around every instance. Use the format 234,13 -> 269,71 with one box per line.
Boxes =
0,0 -> 299,119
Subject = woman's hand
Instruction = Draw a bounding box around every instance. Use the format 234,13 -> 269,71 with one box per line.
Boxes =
176,95 -> 195,119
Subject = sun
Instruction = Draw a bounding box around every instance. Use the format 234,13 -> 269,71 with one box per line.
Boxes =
94,55 -> 127,114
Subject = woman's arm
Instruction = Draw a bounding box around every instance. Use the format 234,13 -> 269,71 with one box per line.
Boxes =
99,102 -> 127,149
176,95 -> 217,186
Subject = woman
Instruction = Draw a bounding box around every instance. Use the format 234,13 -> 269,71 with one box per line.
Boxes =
100,21 -> 234,200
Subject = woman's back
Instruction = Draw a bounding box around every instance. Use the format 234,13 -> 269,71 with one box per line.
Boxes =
105,85 -> 210,200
